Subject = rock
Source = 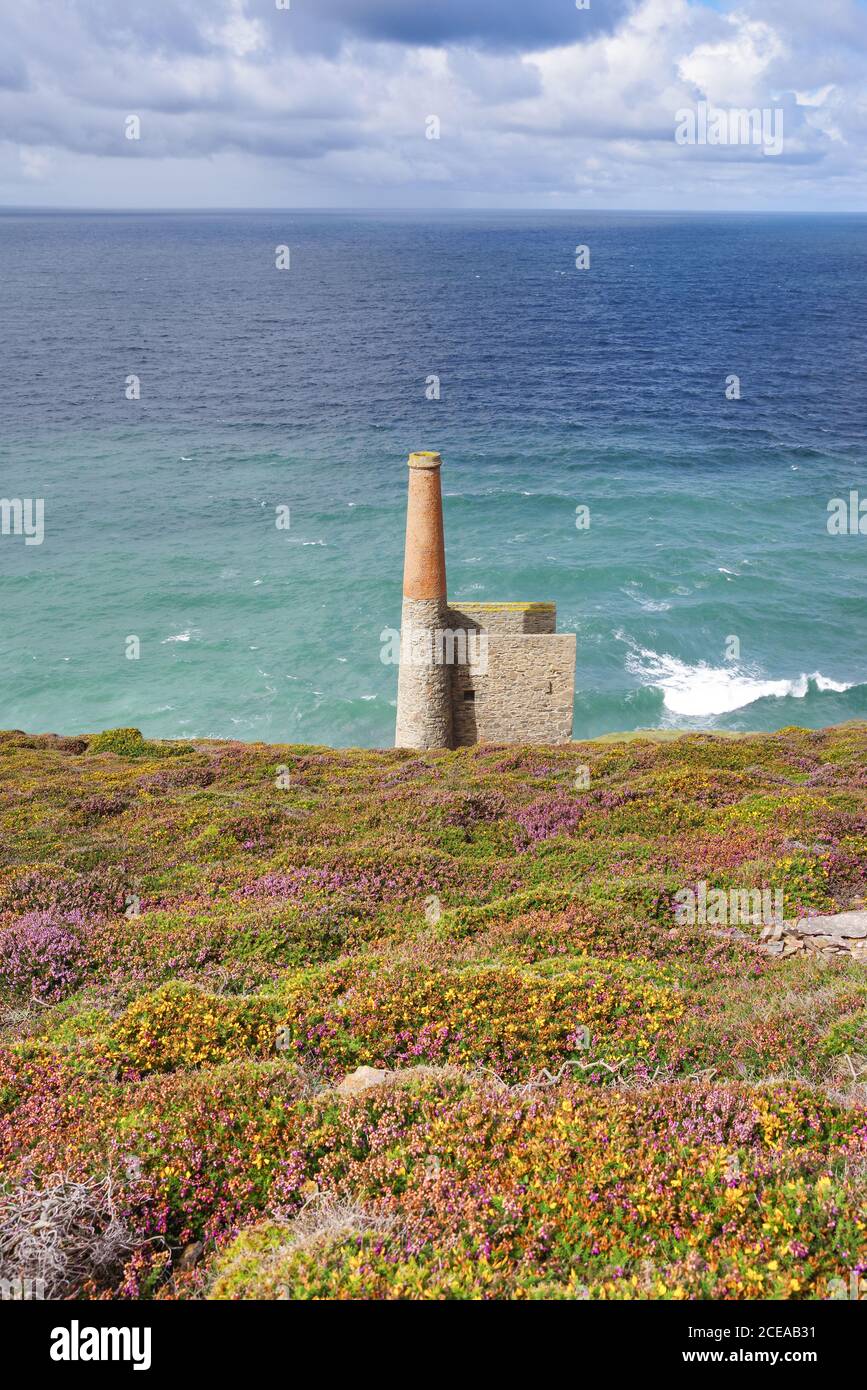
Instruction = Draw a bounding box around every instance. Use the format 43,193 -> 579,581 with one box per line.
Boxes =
177,1241 -> 204,1272
759,910 -> 867,964
793,911 -> 867,939
33,733 -> 88,753
335,1065 -> 396,1096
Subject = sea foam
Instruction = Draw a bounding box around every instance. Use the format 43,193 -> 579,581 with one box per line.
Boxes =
626,646 -> 855,718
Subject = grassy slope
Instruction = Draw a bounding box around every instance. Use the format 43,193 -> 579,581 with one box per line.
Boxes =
0,723 -> 865,1300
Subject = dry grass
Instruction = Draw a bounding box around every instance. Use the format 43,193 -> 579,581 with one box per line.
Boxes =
0,1172 -> 138,1299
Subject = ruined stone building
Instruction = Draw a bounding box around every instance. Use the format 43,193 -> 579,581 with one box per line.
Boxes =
395,451 -> 576,749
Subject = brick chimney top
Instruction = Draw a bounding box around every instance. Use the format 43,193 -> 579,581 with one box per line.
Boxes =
402,451 -> 446,599
407,451 -> 442,470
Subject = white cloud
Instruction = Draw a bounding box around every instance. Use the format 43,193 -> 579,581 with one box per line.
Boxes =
0,0 -> 864,209
19,145 -> 52,180
201,0 -> 266,58
677,16 -> 787,106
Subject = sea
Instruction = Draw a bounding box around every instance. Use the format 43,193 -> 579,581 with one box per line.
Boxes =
0,209 -> 865,747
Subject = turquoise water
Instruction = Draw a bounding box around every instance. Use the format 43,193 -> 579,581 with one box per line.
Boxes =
1,210 -> 865,746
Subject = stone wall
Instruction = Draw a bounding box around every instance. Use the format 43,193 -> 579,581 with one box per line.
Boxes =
394,596 -> 453,750
395,596 -> 577,749
451,633 -> 576,746
759,910 -> 867,964
447,602 -> 557,635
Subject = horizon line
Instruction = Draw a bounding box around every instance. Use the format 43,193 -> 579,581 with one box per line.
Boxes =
2,204 -> 867,216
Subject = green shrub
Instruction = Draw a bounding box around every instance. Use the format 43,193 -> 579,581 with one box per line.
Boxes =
87,728 -> 188,759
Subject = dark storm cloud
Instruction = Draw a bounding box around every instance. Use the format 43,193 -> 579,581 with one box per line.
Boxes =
25,0 -> 637,61
277,0 -> 638,53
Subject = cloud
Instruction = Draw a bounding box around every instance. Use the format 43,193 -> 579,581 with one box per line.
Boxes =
0,0 -> 865,209
253,0 -> 639,55
677,18 -> 787,105
18,146 -> 51,180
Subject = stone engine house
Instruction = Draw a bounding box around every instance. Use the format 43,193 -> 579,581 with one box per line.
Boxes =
395,451 -> 576,750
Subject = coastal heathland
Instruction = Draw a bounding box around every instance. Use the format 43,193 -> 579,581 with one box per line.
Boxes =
0,724 -> 865,1299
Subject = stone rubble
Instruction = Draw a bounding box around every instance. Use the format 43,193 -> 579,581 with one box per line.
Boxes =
759,910 -> 867,964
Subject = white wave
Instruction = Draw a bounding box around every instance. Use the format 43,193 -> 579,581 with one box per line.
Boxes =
813,674 -> 853,694
620,583 -> 671,613
162,630 -> 195,644
626,646 -> 856,717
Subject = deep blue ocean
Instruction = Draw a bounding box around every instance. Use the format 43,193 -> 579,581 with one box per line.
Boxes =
0,209 -> 865,746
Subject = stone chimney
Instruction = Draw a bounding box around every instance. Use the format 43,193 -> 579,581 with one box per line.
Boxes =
394,451 -> 453,749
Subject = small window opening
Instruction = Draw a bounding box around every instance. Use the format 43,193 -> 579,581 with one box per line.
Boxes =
463,689 -> 476,702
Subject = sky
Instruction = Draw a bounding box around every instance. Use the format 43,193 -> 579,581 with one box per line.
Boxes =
0,0 -> 866,210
